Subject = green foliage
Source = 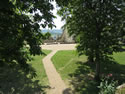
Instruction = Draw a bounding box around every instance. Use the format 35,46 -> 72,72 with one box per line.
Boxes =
57,0 -> 125,80
0,0 -> 55,93
0,0 -> 54,69
44,32 -> 51,40
55,0 -> 71,7
98,76 -> 118,94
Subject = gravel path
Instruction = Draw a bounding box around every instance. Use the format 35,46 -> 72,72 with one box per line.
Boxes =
42,44 -> 76,94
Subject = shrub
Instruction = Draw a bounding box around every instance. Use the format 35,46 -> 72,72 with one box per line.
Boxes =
98,74 -> 118,94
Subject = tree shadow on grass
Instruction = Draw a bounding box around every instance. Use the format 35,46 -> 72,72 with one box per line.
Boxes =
69,61 -> 98,94
101,58 -> 125,85
69,58 -> 125,94
0,63 -> 49,94
119,46 -> 125,52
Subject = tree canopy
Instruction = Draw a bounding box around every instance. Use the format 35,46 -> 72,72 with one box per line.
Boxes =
57,0 -> 125,80
0,0 -> 55,93
0,0 -> 55,68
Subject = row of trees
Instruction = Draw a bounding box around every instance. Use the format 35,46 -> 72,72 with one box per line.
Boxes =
57,0 -> 125,81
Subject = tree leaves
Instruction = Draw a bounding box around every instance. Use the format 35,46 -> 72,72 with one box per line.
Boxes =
57,0 -> 125,80
0,0 -> 55,69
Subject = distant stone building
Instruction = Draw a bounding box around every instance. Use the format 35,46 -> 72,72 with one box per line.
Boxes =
59,28 -> 75,43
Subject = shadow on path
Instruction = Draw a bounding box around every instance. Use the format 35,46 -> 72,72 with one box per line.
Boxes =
63,88 -> 72,94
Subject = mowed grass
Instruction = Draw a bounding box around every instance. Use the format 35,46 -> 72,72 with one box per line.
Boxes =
28,50 -> 51,85
52,50 -> 125,93
51,50 -> 87,80
113,52 -> 125,65
52,50 -> 125,80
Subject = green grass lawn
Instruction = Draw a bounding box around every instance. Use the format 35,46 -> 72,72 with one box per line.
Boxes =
51,50 -> 125,94
28,50 -> 51,85
51,50 -> 87,80
113,52 -> 125,65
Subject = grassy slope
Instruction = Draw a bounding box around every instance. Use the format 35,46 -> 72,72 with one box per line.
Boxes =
28,50 -> 51,85
51,50 -> 87,80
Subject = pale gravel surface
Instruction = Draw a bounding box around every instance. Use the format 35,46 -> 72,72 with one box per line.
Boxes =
41,44 -> 76,94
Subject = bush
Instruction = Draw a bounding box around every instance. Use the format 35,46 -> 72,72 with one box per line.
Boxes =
98,74 -> 118,94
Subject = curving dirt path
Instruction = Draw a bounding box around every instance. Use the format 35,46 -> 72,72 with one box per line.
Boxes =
41,44 -> 76,94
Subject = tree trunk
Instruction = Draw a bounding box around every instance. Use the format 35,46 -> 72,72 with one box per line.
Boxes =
88,48 -> 94,63
94,0 -> 102,81
94,35 -> 101,82
95,56 -> 100,82
95,25 -> 101,82
88,55 -> 94,63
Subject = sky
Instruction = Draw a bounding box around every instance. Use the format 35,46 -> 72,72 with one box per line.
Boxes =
39,1 -> 65,30
51,1 -> 64,29
39,1 -> 64,30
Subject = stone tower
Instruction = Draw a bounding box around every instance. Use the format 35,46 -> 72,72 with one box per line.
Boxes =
59,28 -> 75,43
